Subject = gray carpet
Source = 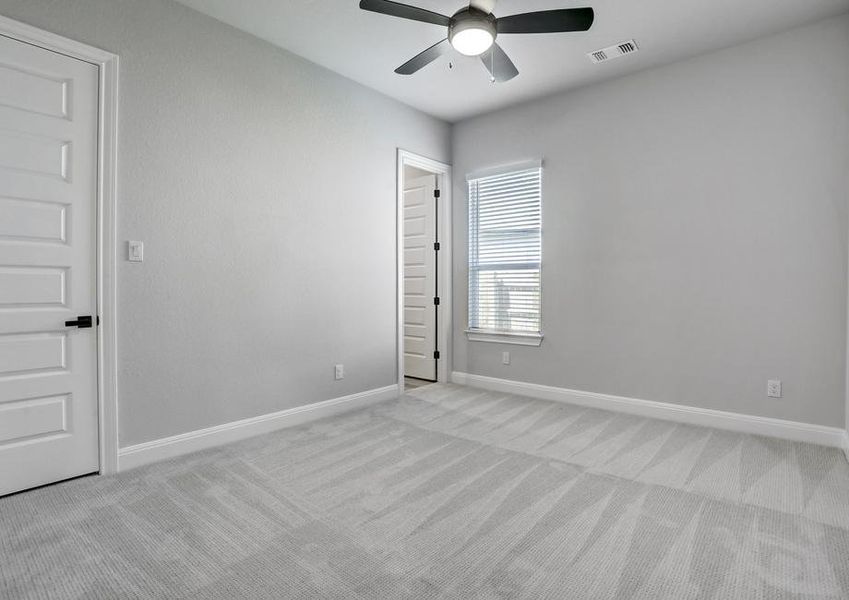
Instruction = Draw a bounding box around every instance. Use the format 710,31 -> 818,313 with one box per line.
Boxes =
2,383 -> 849,599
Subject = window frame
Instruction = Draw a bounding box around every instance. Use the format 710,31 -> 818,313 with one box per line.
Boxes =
465,160 -> 544,347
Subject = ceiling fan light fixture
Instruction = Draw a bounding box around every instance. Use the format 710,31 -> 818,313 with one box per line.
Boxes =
451,27 -> 494,56
448,9 -> 496,56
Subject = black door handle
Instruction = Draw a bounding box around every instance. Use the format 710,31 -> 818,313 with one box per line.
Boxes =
65,315 -> 93,328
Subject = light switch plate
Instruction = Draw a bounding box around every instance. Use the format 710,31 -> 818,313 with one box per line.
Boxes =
128,240 -> 144,262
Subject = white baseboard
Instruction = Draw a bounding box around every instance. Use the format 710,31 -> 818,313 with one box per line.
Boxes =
118,384 -> 399,471
451,372 -> 846,449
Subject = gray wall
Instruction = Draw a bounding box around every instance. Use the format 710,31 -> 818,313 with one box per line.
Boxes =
452,15 -> 849,428
0,0 -> 451,446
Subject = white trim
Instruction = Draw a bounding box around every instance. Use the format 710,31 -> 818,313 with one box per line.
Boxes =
465,330 -> 543,346
0,16 -> 120,474
0,15 -> 115,63
451,372 -> 846,448
466,159 -> 543,182
119,384 -> 399,471
397,149 -> 453,388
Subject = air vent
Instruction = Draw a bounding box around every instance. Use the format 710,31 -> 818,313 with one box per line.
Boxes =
588,39 -> 639,64
617,41 -> 637,54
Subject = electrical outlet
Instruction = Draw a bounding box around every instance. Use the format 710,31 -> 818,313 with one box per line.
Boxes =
335,364 -> 344,380
767,379 -> 782,398
502,352 -> 510,365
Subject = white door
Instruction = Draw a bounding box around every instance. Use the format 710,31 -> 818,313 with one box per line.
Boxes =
403,174 -> 437,381
0,34 -> 100,496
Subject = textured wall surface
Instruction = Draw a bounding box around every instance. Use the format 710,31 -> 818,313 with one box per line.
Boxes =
1,1 -> 845,447
452,15 -> 849,427
0,0 -> 451,446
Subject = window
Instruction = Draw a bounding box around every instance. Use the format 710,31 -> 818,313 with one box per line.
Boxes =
467,162 -> 543,346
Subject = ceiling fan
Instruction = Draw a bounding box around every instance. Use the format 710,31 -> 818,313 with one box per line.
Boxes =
359,0 -> 594,82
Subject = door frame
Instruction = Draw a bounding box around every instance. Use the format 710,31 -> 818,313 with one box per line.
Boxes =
0,15 -> 120,474
397,149 -> 452,389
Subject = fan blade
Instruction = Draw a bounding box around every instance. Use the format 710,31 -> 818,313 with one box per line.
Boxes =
497,8 -> 594,34
395,39 -> 450,75
469,0 -> 497,14
359,0 -> 450,27
480,43 -> 518,82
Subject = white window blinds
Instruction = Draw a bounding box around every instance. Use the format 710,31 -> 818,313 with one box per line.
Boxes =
468,165 -> 541,335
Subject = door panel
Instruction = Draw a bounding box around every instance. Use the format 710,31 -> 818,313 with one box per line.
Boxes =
0,394 -> 68,444
0,197 -> 67,243
0,266 -> 68,306
0,34 -> 99,496
0,129 -> 70,180
403,174 -> 437,381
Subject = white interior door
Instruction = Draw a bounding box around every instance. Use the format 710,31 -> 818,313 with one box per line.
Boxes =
403,174 -> 437,381
0,34 -> 100,496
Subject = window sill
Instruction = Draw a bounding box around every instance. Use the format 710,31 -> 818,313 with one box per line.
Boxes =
465,330 -> 544,347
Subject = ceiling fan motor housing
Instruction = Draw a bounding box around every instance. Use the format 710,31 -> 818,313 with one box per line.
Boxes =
448,8 -> 497,56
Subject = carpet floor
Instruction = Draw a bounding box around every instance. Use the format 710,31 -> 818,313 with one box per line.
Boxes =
2,383 -> 849,599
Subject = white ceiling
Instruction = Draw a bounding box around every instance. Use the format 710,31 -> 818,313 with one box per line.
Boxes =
175,0 -> 849,122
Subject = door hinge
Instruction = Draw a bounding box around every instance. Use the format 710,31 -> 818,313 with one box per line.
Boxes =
433,296 -> 440,306
434,189 -> 441,198
433,350 -> 440,360
433,242 -> 440,251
